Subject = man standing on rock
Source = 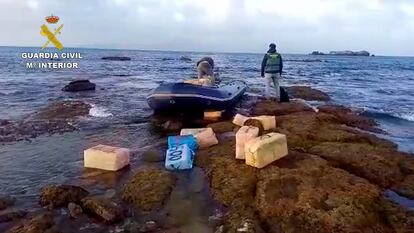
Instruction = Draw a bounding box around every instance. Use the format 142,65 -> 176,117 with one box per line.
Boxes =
261,43 -> 283,100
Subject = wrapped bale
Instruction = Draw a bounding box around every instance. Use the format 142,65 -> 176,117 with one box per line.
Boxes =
251,116 -> 276,130
180,128 -> 218,149
235,126 -> 259,160
167,135 -> 198,151
233,114 -> 276,131
204,111 -> 223,121
165,144 -> 194,170
243,119 -> 264,135
233,113 -> 250,126
180,128 -> 206,136
244,133 -> 288,168
184,78 -> 214,86
84,145 -> 130,171
184,79 -> 201,85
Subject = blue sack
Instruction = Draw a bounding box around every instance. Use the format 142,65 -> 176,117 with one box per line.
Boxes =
167,135 -> 198,151
165,144 -> 194,171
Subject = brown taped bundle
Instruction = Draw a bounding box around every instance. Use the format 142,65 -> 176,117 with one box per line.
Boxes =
243,119 -> 264,136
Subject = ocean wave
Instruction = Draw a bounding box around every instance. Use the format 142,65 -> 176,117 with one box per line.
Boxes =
112,74 -> 133,77
285,59 -> 323,63
362,110 -> 414,122
89,104 -> 113,118
0,90 -> 23,95
241,67 -> 260,72
116,81 -> 159,89
396,112 -> 414,122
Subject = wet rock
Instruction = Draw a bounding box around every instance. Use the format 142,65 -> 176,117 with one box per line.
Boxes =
122,166 -> 175,211
309,142 -> 406,187
209,156 -> 256,206
215,225 -> 225,233
194,97 -> 414,233
378,198 -> 414,231
162,120 -> 183,132
62,80 -> 96,92
0,210 -> 27,223
226,213 -> 264,233
216,131 -> 236,143
141,150 -> 164,163
276,112 -> 396,152
195,139 -> 263,232
235,219 -> 261,233
0,100 -> 92,143
141,220 -> 158,232
273,151 -> 329,170
39,185 -> 89,208
150,118 -> 183,134
119,219 -> 159,233
33,100 -> 91,120
196,137 -> 256,206
0,195 -> 15,210
243,119 -> 264,136
208,209 -> 225,228
104,189 -> 117,199
102,56 -> 131,61
256,153 -> 386,233
238,95 -> 262,110
234,108 -> 251,117
286,86 -> 330,101
189,167 -> 207,193
251,100 -> 313,116
318,104 -> 381,132
207,121 -> 236,134
179,56 -> 192,62
79,169 -> 126,188
0,119 -> 77,143
6,213 -> 56,233
318,104 -> 353,115
81,197 -> 123,223
195,132 -> 409,232
400,156 -> 414,175
393,175 -> 414,199
68,202 -> 83,219
195,135 -> 235,168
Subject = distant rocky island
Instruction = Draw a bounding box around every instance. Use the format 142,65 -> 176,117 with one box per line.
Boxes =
310,50 -> 371,56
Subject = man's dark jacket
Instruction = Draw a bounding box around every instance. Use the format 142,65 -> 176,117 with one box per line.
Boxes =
261,48 -> 283,77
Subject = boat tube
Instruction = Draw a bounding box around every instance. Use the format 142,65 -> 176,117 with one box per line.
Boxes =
147,81 -> 247,112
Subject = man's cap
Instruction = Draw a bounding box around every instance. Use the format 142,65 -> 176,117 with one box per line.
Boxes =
269,43 -> 276,48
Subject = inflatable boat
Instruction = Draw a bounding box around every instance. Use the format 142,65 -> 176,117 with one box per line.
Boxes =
147,81 -> 247,112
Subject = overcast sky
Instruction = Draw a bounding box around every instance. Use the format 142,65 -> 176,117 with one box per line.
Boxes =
1,0 -> 414,55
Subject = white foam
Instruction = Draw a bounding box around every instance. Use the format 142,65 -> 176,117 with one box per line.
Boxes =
0,90 -> 21,95
89,105 -> 113,118
396,112 -> 414,122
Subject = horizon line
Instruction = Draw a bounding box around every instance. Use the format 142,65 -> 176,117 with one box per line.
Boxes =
1,45 -> 414,58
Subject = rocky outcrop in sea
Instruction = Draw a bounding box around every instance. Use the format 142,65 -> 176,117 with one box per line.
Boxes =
0,100 -> 91,143
311,50 -> 371,56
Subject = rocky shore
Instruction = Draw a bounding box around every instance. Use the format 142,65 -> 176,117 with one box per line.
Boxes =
1,86 -> 414,232
0,100 -> 91,143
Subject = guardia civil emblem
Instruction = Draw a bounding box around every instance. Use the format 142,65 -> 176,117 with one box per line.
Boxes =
40,15 -> 64,50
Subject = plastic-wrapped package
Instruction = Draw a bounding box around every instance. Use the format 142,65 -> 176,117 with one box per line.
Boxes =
84,145 -> 130,171
235,126 -> 259,160
244,133 -> 288,168
165,144 -> 194,170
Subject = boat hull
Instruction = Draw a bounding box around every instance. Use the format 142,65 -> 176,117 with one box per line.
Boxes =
147,81 -> 247,112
